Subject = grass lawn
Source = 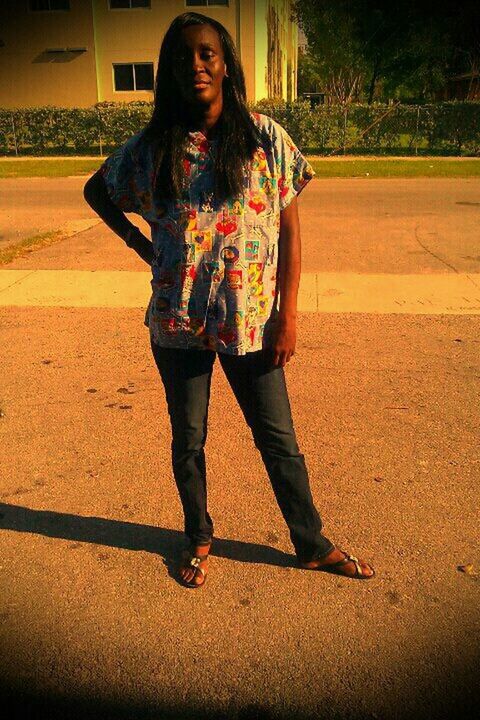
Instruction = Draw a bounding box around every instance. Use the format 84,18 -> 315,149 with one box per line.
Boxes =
0,158 -> 103,178
1,156 -> 480,179
0,229 -> 65,265
308,158 -> 480,178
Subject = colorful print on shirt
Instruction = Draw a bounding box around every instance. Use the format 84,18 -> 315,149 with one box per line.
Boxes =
99,113 -> 315,355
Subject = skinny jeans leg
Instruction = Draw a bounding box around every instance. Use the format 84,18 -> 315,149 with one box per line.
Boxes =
218,349 -> 334,562
150,340 -> 215,546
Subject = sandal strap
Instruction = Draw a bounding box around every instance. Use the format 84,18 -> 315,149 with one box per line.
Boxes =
189,558 -> 206,577
344,553 -> 363,576
330,550 -> 364,576
188,555 -> 207,579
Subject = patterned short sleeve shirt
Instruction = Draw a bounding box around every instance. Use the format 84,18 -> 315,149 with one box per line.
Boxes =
99,112 -> 315,355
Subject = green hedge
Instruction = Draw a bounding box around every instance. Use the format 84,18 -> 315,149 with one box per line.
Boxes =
0,101 -> 152,156
0,99 -> 478,156
252,99 -> 480,156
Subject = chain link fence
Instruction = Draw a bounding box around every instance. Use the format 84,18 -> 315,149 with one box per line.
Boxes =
252,100 -> 480,156
0,100 -> 479,156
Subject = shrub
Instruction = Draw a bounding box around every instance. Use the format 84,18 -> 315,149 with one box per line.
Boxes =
0,100 -> 478,156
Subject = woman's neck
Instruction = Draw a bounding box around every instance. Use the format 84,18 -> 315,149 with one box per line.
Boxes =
187,102 -> 222,139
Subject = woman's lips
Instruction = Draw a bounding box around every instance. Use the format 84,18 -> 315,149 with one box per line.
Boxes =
193,80 -> 210,89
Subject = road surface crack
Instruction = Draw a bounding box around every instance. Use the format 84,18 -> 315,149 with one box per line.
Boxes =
414,224 -> 460,274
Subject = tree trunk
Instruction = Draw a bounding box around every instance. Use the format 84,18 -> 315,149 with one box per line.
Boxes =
368,56 -> 381,104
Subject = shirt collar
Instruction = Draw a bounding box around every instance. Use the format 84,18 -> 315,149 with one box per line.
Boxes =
188,130 -> 219,148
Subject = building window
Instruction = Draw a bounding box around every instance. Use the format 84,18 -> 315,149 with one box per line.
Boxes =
30,0 -> 70,10
109,0 -> 150,8
185,1 -> 229,6
113,63 -> 154,91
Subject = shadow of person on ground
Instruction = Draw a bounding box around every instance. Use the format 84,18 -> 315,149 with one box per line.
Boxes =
0,502 -> 294,586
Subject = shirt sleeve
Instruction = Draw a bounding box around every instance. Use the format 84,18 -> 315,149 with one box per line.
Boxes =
272,122 -> 316,211
99,137 -> 142,215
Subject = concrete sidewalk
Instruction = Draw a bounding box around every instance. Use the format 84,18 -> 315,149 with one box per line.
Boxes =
1,268 -> 480,314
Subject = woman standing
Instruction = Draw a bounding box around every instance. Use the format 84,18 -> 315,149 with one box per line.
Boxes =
83,12 -> 375,588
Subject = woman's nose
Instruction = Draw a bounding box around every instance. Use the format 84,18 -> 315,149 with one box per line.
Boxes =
191,53 -> 205,71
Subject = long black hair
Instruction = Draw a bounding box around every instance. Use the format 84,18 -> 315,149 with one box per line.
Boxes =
142,12 -> 266,206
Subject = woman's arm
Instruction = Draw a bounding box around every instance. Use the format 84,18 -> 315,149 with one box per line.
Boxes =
269,195 -> 300,367
83,170 -> 154,266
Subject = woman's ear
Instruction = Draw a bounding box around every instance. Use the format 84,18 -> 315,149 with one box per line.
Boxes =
224,63 -> 229,77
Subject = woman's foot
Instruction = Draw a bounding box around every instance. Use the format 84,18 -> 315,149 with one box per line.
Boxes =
179,541 -> 211,587
299,546 -> 375,579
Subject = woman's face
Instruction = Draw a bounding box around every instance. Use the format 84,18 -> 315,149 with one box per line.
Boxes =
173,24 -> 227,108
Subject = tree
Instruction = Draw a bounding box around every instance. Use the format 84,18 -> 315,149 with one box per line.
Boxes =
292,0 -> 413,103
297,46 -> 325,96
436,0 -> 480,99
292,0 -> 480,103
293,0 -> 369,103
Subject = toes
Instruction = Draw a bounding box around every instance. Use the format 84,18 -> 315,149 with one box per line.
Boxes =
355,560 -> 373,577
345,558 -> 374,577
179,561 -> 207,585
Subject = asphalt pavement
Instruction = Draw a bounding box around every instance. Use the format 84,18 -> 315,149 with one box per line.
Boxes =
0,176 -> 479,720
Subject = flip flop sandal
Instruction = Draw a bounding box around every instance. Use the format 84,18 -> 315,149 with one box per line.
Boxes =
180,549 -> 209,589
301,548 -> 375,580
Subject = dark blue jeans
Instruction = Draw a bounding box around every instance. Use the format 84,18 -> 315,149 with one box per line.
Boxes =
150,339 -> 334,562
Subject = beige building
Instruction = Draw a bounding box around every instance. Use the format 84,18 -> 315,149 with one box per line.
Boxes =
0,0 -> 299,109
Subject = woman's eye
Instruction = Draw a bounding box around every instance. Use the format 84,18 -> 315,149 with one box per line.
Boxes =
177,51 -> 214,62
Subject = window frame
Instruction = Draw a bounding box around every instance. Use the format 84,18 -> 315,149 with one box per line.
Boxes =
184,1 -> 229,7
108,0 -> 151,10
28,0 -> 70,11
112,62 -> 154,92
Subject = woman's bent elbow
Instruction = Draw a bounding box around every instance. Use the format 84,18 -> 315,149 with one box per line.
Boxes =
83,171 -> 104,207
